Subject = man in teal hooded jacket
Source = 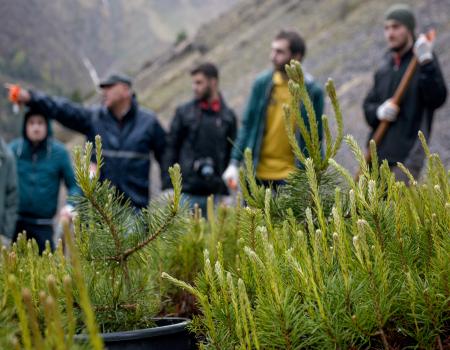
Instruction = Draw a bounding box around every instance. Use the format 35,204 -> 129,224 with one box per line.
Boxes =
9,108 -> 80,252
222,30 -> 324,190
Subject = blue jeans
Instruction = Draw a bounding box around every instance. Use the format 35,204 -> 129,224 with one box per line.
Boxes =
14,220 -> 55,254
182,193 -> 221,217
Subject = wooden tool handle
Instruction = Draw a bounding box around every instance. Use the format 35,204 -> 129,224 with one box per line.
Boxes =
357,30 -> 436,180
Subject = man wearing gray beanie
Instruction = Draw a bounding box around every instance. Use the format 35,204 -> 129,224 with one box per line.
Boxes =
363,3 -> 447,182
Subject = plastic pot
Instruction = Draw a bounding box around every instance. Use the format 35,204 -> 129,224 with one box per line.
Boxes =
75,317 -> 196,350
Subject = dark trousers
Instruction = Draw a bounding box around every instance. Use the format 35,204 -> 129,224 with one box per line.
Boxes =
14,220 -> 55,254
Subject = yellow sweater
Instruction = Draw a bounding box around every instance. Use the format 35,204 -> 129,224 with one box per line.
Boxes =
256,71 -> 295,180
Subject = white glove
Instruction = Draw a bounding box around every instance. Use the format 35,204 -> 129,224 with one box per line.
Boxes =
59,204 -> 75,221
376,100 -> 399,122
160,189 -> 174,198
0,235 -> 12,247
222,164 -> 239,191
414,34 -> 433,64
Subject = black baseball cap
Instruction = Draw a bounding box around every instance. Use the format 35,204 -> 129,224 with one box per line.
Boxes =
99,73 -> 133,88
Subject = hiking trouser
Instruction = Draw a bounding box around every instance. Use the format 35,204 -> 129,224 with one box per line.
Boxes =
181,193 -> 224,217
14,219 -> 55,254
389,135 -> 427,184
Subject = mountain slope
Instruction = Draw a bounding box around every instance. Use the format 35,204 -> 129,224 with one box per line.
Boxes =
0,0 -> 238,139
135,0 -> 450,173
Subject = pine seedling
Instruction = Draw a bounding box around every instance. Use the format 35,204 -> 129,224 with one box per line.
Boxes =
63,220 -> 104,350
71,135 -> 187,332
161,61 -> 450,349
284,61 -> 343,172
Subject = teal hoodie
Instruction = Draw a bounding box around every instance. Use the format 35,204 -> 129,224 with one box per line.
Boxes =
231,69 -> 324,168
9,111 -> 80,221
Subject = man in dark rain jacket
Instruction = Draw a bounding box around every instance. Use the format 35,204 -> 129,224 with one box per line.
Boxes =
162,63 -> 237,214
7,74 -> 166,209
363,4 -> 447,181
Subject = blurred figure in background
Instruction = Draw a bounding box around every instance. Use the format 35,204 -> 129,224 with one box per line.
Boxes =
9,109 -> 79,253
162,63 -> 237,214
0,135 -> 17,245
363,4 -> 447,181
6,73 -> 166,209
222,29 -> 324,191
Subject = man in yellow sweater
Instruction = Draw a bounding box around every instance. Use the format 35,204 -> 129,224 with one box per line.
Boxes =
256,70 -> 297,182
223,30 -> 324,189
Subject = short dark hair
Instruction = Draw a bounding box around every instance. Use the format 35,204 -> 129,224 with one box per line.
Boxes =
190,62 -> 219,79
274,30 -> 306,58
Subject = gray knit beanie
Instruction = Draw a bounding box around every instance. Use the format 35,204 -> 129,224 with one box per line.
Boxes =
385,4 -> 416,35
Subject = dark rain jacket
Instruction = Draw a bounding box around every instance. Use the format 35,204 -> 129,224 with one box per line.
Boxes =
162,97 -> 237,195
363,49 -> 447,164
230,69 -> 324,169
9,115 -> 80,223
26,92 -> 166,208
0,138 -> 18,238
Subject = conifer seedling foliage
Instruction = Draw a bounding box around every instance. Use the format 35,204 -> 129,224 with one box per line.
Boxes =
72,135 -> 187,332
163,62 -> 450,349
0,230 -> 104,349
238,59 -> 345,223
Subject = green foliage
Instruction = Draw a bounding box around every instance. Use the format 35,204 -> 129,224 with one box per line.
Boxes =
175,30 -> 188,45
72,135 -> 188,332
239,60 -> 345,223
0,231 -> 103,349
0,134 -> 189,346
163,62 -> 450,349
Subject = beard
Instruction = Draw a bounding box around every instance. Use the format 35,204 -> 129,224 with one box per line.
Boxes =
198,86 -> 212,101
274,61 -> 290,73
389,36 -> 411,53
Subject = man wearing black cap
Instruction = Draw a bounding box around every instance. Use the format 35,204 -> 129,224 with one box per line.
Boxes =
6,74 -> 166,209
363,4 -> 447,181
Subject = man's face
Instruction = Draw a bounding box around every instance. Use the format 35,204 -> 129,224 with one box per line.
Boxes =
384,19 -> 412,52
191,73 -> 216,100
26,115 -> 47,143
271,39 -> 300,72
101,83 -> 131,109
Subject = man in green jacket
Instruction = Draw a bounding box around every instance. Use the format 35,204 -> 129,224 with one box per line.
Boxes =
0,136 -> 17,242
222,29 -> 324,190
9,109 -> 80,253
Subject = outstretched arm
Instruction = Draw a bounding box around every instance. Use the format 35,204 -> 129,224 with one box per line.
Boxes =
28,91 -> 94,134
6,84 -> 94,135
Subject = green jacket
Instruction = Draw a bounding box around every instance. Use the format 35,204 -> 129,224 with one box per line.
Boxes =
231,69 -> 324,168
0,138 -> 18,238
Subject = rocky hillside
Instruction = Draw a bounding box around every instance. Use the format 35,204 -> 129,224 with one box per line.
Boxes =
135,0 -> 449,174
0,0 -> 238,139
